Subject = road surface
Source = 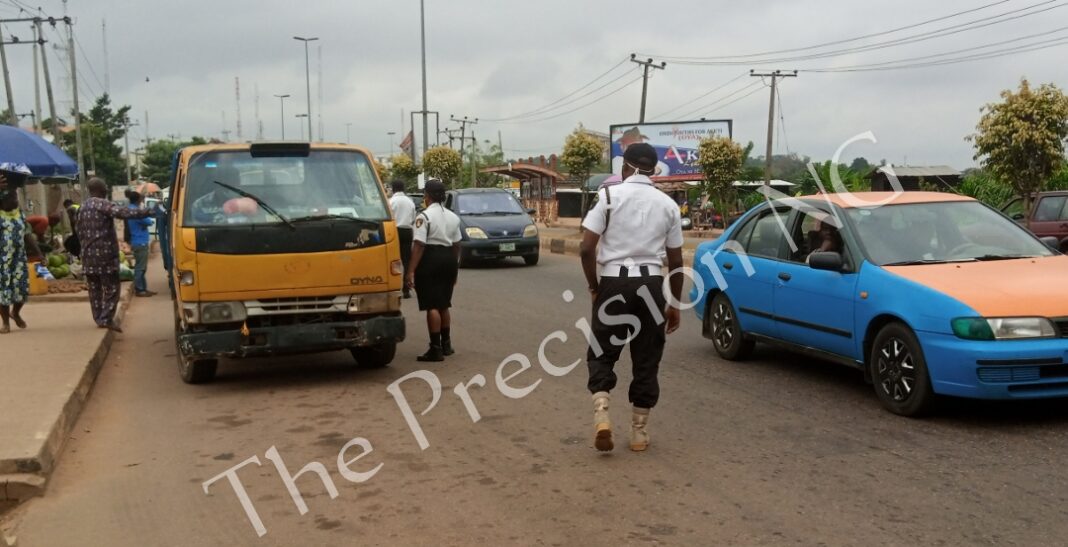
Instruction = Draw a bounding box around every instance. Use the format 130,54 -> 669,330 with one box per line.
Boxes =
8,254 -> 1068,546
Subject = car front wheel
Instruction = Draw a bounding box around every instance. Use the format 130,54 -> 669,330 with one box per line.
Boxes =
870,322 -> 935,417
708,292 -> 754,360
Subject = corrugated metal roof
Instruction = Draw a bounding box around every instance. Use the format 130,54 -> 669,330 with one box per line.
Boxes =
874,165 -> 961,177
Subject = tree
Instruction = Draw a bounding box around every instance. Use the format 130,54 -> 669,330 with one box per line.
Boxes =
373,158 -> 391,183
969,79 -> 1068,216
48,94 -> 133,186
140,137 -> 207,186
696,136 -> 745,215
849,157 -> 872,173
560,124 -> 605,213
390,154 -> 420,189
422,146 -> 462,184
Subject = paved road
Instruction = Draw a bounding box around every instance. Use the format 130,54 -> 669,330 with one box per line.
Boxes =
8,253 -> 1068,546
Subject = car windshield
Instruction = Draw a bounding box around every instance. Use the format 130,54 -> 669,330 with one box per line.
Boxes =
182,149 -> 389,227
846,201 -> 1054,266
455,192 -> 524,215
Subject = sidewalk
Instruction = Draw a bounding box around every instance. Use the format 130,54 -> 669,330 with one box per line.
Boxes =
0,257 -> 144,507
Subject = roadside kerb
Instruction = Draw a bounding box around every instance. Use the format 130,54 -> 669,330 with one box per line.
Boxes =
0,282 -> 136,505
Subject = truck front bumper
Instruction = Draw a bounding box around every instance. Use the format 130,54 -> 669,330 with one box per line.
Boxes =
178,314 -> 405,359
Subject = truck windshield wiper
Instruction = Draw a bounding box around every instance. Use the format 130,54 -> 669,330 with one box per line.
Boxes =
212,180 -> 295,230
882,258 -> 976,266
288,214 -> 380,227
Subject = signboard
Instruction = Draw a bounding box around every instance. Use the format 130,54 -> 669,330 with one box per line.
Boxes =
609,120 -> 732,178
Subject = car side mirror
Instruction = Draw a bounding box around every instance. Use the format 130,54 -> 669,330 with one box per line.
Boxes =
1012,213 -> 1025,221
526,208 -> 536,215
809,251 -> 844,272
1039,236 -> 1060,251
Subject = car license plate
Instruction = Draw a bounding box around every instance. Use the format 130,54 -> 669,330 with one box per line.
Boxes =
499,243 -> 516,252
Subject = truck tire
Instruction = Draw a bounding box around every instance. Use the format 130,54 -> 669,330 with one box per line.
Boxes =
351,342 -> 397,368
175,317 -> 217,384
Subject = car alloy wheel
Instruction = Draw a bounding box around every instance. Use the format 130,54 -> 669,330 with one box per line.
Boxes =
707,293 -> 754,360
876,337 -> 915,402
712,301 -> 736,351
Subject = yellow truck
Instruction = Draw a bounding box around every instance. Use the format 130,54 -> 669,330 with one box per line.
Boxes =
168,142 -> 404,383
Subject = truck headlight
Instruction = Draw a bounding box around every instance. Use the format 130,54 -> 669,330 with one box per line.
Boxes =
349,291 -> 402,314
200,302 -> 247,324
951,317 -> 1057,340
465,227 -> 488,239
523,224 -> 538,238
178,270 -> 195,286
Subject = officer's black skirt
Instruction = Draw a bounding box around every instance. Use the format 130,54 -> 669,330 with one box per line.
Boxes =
415,244 -> 457,311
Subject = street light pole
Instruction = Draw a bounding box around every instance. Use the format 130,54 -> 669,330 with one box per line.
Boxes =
293,36 -> 318,142
419,0 -> 429,163
274,94 -> 290,139
388,131 -> 396,154
296,114 -> 308,140
346,122 -> 352,144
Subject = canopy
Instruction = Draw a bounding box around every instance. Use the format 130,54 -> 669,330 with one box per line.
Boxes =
0,126 -> 79,178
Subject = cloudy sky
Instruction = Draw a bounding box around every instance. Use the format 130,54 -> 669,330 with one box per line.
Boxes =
1,0 -> 1065,169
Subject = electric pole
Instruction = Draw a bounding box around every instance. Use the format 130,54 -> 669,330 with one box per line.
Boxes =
450,115 -> 477,161
419,0 -> 429,164
469,130 -> 478,187
630,54 -> 666,123
35,18 -> 58,139
0,25 -> 16,125
65,14 -> 87,190
31,23 -> 41,133
750,70 -> 797,186
123,119 -> 140,184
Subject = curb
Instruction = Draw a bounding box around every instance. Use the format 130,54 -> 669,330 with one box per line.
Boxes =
0,282 -> 135,505
541,238 -> 697,261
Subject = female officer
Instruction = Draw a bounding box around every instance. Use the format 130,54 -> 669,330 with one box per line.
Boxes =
405,179 -> 462,362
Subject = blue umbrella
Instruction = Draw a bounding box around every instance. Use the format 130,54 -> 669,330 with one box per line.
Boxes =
0,125 -> 79,178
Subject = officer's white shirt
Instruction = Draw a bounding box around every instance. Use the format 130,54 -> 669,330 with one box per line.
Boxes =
390,192 -> 417,229
413,202 -> 462,246
581,174 -> 684,270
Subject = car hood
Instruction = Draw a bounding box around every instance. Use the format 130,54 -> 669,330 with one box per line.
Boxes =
883,255 -> 1068,317
460,214 -> 533,237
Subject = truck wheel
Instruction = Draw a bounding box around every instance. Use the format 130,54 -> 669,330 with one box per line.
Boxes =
351,342 -> 397,368
175,319 -> 217,384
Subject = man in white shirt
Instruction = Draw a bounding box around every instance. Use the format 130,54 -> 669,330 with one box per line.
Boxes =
406,179 -> 463,362
390,180 -> 417,298
580,143 -> 684,453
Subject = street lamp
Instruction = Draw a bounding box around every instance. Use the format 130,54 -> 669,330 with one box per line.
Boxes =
296,114 -> 309,140
274,94 -> 290,139
293,36 -> 319,143
388,131 -> 396,153
346,122 -> 353,144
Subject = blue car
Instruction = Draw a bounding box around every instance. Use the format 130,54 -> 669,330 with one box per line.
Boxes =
690,192 -> 1068,416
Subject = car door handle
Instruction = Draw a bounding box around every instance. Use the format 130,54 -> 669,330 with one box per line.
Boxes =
722,262 -> 733,270
778,272 -> 792,282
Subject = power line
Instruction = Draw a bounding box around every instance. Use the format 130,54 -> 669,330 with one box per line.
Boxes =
776,83 -> 791,156
650,71 -> 748,121
652,0 -> 1066,66
638,0 -> 1013,61
700,83 -> 767,117
674,79 -> 763,121
485,65 -> 639,122
499,72 -> 646,125
483,57 -> 631,121
805,35 -> 1068,72
72,31 -> 105,94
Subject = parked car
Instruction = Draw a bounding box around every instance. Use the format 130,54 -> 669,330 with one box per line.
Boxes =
1001,190 -> 1068,252
445,188 -> 539,266
691,191 -> 1068,417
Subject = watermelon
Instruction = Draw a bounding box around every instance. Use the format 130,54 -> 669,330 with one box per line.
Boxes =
47,255 -> 64,268
50,265 -> 70,279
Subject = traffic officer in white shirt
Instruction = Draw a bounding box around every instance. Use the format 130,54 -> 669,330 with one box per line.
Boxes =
389,180 -> 417,298
407,178 -> 463,362
579,142 -> 684,453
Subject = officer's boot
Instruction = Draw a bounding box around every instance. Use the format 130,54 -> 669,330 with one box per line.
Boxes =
441,328 -> 455,356
417,332 -> 445,362
592,392 -> 613,452
630,407 -> 650,452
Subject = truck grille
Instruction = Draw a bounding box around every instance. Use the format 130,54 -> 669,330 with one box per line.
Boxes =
246,296 -> 349,316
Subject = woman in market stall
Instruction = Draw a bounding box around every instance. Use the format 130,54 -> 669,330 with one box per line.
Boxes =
0,166 -> 42,333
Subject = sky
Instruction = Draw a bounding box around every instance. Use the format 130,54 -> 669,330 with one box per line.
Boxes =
0,0 -> 1065,170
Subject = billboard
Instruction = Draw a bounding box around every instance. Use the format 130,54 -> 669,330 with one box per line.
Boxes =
609,120 -> 732,178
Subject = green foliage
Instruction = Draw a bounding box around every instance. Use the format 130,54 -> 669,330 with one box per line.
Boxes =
390,154 -> 420,184
794,161 -> 869,195
969,79 -> 1068,210
45,94 -> 133,186
561,125 -> 605,211
460,143 -> 507,188
849,157 -> 872,173
744,150 -> 810,182
957,170 -> 1014,207
697,136 -> 745,213
1048,165 -> 1068,191
422,146 -> 462,183
140,137 -> 207,186
373,158 -> 390,183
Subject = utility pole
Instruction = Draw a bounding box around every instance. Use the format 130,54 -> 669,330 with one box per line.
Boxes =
35,18 -> 58,139
750,69 -> 797,185
469,130 -> 478,187
31,23 -> 41,132
316,44 -> 323,142
0,25 -> 16,125
419,0 -> 430,164
101,19 -> 109,95
450,115 -> 477,161
123,119 -> 140,184
630,54 -> 666,123
254,83 -> 263,140
65,14 -> 87,190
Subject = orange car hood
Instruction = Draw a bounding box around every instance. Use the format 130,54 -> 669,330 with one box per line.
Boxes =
883,255 -> 1068,317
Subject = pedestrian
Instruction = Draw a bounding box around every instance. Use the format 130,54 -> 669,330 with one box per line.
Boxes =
62,198 -> 81,256
125,190 -> 156,297
76,178 -> 154,332
579,142 -> 684,452
405,179 -> 461,362
0,167 -> 41,334
389,179 -> 417,299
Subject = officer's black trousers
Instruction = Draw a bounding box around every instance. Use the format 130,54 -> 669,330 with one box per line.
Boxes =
586,275 -> 667,409
398,227 -> 413,292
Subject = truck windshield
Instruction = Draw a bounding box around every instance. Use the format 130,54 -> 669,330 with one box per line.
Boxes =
182,149 -> 388,227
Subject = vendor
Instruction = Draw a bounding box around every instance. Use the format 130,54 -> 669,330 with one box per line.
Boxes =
0,165 -> 42,334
